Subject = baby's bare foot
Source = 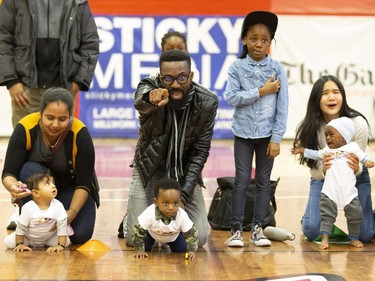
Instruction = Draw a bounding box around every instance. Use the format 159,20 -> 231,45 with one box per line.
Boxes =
319,241 -> 329,250
350,240 -> 364,248
319,234 -> 329,250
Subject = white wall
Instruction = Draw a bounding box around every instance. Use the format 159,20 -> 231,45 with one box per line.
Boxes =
272,15 -> 375,139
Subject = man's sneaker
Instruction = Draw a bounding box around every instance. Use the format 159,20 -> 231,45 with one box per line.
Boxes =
225,230 -> 244,247
6,203 -> 20,230
250,225 -> 271,247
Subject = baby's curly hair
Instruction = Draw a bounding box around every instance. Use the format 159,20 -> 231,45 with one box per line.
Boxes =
154,178 -> 182,198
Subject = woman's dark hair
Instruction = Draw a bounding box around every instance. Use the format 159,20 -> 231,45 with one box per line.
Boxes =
293,75 -> 370,168
40,87 -> 74,116
154,178 -> 182,198
161,31 -> 187,51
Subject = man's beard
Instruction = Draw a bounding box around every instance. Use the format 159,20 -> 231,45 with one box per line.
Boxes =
167,89 -> 191,110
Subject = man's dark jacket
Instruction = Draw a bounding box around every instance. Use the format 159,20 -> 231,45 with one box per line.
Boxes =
0,0 -> 99,90
134,77 -> 218,204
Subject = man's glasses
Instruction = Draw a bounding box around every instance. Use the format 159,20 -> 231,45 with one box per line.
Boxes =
159,73 -> 191,85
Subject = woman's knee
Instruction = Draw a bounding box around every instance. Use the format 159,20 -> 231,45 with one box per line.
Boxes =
70,232 -> 93,245
301,217 -> 320,241
70,202 -> 96,244
359,232 -> 373,243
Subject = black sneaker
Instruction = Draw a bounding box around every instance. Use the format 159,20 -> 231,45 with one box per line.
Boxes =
225,230 -> 244,247
250,224 -> 271,247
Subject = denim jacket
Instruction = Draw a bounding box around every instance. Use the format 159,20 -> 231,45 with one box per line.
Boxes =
225,55 -> 288,144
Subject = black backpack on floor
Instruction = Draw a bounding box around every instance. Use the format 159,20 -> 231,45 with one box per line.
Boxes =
207,177 -> 279,231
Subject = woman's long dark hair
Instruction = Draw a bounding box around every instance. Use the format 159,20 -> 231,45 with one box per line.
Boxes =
293,75 -> 370,169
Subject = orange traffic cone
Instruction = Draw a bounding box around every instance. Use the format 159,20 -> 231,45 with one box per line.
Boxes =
76,240 -> 111,252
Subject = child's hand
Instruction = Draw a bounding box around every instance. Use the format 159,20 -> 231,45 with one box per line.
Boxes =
364,160 -> 374,168
291,146 -> 303,155
133,251 -> 148,259
267,142 -> 280,159
47,244 -> 65,252
259,75 -> 280,96
14,244 -> 32,252
185,251 -> 196,260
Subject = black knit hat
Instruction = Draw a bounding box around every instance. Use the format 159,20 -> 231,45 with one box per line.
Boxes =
241,11 -> 278,39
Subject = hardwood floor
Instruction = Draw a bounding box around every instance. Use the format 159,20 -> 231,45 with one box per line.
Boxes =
1,138 -> 375,280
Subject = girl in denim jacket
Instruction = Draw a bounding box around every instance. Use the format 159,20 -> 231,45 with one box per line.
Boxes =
224,11 -> 288,247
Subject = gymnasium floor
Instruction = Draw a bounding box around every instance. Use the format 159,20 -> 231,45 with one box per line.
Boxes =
0,137 -> 375,280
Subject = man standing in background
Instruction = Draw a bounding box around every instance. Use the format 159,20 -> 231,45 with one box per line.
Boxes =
0,0 -> 99,127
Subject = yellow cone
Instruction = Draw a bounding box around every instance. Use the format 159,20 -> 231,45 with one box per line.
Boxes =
76,240 -> 111,252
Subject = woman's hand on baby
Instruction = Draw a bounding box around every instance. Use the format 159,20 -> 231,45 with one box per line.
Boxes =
346,153 -> 360,173
10,182 -> 31,199
322,152 -> 334,174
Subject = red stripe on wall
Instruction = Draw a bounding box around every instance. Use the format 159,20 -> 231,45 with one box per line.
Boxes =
89,0 -> 375,16
89,0 -> 271,16
271,0 -> 375,16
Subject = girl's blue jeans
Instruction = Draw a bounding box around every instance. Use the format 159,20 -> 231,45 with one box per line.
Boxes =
230,136 -> 274,229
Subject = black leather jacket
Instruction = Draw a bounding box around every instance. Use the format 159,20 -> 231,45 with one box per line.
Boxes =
134,77 -> 218,203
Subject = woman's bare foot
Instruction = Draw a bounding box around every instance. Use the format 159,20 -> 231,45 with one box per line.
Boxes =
350,239 -> 364,248
319,234 -> 329,250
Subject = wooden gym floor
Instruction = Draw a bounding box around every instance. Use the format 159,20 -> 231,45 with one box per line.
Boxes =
0,137 -> 375,281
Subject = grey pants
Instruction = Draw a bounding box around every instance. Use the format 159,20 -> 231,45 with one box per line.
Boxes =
125,164 -> 209,247
11,87 -> 47,128
320,193 -> 363,240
